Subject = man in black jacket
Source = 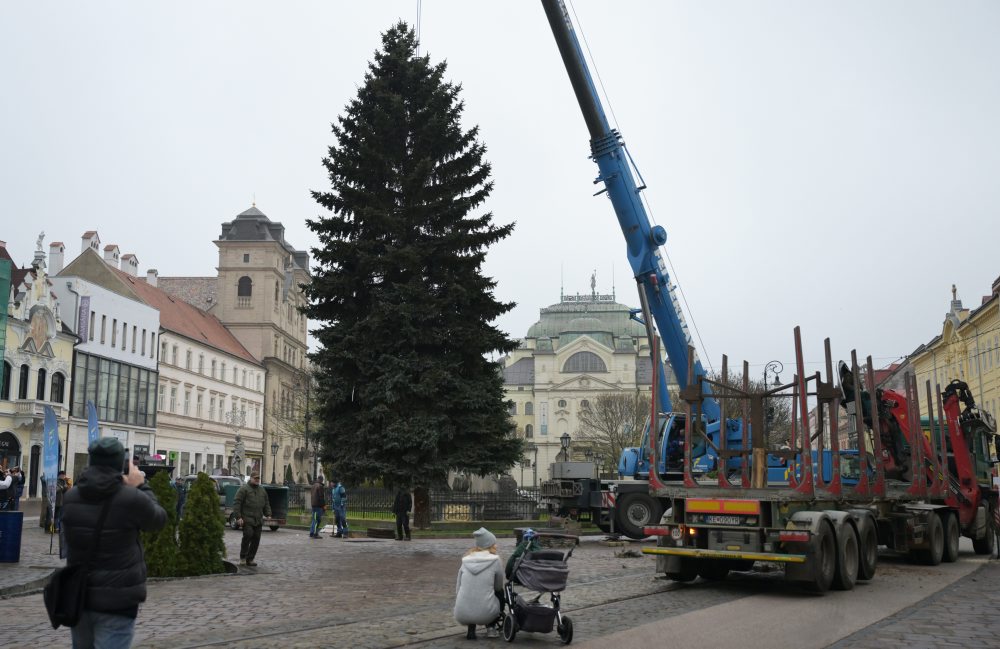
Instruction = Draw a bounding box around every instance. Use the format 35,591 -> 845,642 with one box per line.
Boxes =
392,487 -> 412,541
62,437 -> 167,648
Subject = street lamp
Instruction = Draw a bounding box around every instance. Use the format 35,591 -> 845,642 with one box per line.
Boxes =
595,453 -> 604,479
559,432 -> 571,462
270,440 -> 279,484
764,360 -> 783,389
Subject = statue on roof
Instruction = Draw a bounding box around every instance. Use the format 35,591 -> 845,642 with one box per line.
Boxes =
36,231 -> 45,251
590,270 -> 596,296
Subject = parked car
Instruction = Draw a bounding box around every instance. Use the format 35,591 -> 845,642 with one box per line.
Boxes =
181,474 -> 244,509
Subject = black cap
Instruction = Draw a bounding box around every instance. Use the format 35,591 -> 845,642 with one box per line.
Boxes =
89,437 -> 126,469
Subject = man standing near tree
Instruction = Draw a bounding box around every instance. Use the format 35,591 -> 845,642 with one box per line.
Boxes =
309,475 -> 326,538
392,487 -> 412,541
330,478 -> 348,538
233,471 -> 271,566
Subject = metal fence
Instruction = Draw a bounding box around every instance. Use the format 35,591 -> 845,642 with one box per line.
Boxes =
286,485 -> 542,522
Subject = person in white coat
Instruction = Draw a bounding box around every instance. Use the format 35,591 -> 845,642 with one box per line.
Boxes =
454,527 -> 505,640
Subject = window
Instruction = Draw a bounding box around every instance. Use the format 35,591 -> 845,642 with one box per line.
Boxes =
221,363 -> 226,382
121,322 -> 127,350
242,369 -> 247,387
50,372 -> 64,403
101,315 -> 107,344
132,326 -> 137,353
558,399 -> 567,408
525,424 -> 534,438
111,319 -> 117,346
170,387 -> 177,413
36,368 -> 47,400
209,396 -> 216,421
89,312 -> 95,341
18,364 -> 29,399
172,345 -> 178,365
525,402 -> 533,416
197,393 -> 203,417
184,391 -> 191,415
0,362 -> 10,400
198,354 -> 204,374
580,399 -> 590,410
211,360 -> 217,378
274,281 -> 279,303
150,333 -> 155,358
158,384 -> 165,411
141,329 -> 147,356
161,342 -> 168,362
256,374 -> 262,391
232,366 -> 238,383
243,253 -> 250,263
238,276 -> 253,296
563,351 -> 607,373
509,402 -> 517,415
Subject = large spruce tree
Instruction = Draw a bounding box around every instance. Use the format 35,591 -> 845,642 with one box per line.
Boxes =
305,23 -> 522,518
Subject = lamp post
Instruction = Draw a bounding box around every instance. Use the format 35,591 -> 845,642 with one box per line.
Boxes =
596,453 -> 604,479
270,440 -> 279,485
763,360 -> 783,390
585,449 -> 595,478
559,432 -> 571,462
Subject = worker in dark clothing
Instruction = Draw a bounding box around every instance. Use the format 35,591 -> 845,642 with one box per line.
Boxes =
392,487 -> 412,541
233,471 -> 271,566
62,437 -> 167,648
309,476 -> 327,538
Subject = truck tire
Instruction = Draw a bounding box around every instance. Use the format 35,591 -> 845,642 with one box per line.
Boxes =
802,520 -> 836,593
941,512 -> 959,563
831,521 -> 859,591
913,512 -> 944,566
855,516 -> 878,581
972,503 -> 996,555
614,493 -> 662,540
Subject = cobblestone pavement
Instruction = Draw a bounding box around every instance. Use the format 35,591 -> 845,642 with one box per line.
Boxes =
2,519 -> 1000,648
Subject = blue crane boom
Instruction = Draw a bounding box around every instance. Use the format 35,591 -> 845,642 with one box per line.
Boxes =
540,0 -> 720,424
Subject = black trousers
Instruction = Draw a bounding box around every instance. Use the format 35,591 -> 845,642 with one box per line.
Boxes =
395,512 -> 410,539
241,522 -> 263,561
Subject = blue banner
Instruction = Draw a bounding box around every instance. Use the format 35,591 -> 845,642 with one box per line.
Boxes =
87,401 -> 100,447
43,405 -> 59,531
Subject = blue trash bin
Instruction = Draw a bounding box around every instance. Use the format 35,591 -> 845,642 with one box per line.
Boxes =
0,511 -> 24,562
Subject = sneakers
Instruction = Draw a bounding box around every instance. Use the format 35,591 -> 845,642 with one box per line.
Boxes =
245,561 -> 258,567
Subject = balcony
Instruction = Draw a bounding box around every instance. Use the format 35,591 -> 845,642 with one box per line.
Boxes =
13,400 -> 64,426
236,296 -> 253,309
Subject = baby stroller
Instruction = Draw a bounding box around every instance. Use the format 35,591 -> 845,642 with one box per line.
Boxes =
500,537 -> 574,644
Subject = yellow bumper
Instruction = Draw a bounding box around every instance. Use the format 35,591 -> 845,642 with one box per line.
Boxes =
642,546 -> 807,563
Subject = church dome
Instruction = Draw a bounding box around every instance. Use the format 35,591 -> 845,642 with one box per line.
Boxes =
565,316 -> 608,333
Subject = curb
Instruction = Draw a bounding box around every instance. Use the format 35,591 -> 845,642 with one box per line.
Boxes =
0,571 -> 54,600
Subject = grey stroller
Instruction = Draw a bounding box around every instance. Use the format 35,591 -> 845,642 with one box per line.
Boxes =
501,547 -> 574,644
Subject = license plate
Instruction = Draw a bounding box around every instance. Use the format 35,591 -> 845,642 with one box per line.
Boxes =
704,515 -> 741,526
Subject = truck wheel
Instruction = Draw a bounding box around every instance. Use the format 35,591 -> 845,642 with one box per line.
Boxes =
614,493 -> 662,540
802,520 -> 836,593
596,521 -> 611,534
856,516 -> 878,581
697,560 -> 730,581
913,512 -> 944,566
831,522 -> 859,591
941,512 -> 959,563
972,524 -> 996,555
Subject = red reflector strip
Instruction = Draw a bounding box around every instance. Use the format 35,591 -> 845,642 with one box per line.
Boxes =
779,530 -> 810,543
644,526 -> 670,536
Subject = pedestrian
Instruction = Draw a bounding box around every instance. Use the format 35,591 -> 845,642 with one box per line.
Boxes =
454,527 -> 504,640
330,478 -> 348,538
61,437 -> 167,648
233,471 -> 271,566
309,475 -> 327,538
392,487 -> 412,541
11,467 -> 25,511
0,468 -> 12,511
174,476 -> 186,520
55,470 -> 69,531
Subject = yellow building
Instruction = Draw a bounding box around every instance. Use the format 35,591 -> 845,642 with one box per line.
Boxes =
910,279 -> 1000,421
1,239 -> 76,499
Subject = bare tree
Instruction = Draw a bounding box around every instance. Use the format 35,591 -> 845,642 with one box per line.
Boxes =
575,392 -> 651,467
706,371 -> 793,448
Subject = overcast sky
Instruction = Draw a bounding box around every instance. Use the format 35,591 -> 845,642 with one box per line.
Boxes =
3,1 -> 998,381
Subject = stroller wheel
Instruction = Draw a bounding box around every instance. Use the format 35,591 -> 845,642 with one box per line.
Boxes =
502,613 -> 518,642
557,616 -> 573,645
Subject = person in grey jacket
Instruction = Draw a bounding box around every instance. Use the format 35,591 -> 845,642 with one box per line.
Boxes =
454,527 -> 505,640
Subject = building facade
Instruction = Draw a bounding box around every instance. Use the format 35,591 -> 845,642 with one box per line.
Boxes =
158,206 -> 312,483
0,239 -> 76,497
502,289 -> 675,487
50,237 -> 160,480
910,280 -> 1000,422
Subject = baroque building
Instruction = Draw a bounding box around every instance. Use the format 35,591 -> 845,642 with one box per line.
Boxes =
158,206 -> 312,484
0,238 -> 76,497
502,288 -> 676,487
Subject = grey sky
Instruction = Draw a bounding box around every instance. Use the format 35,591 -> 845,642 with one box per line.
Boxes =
3,1 -> 998,379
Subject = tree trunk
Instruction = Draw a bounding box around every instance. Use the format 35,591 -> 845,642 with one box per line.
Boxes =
413,485 -> 431,529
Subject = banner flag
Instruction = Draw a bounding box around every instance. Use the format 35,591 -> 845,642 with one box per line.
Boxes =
87,400 -> 100,446
43,405 -> 60,531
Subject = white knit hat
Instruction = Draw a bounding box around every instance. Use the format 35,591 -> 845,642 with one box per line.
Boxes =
473,527 -> 497,549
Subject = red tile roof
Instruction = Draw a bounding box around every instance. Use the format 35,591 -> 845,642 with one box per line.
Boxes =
109,266 -> 261,366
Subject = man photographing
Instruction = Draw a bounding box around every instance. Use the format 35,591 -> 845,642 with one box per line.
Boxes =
61,437 -> 167,647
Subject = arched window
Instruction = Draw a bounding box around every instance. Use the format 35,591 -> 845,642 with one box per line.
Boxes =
508,402 -> 517,415
1,362 -> 12,400
525,424 -> 534,438
18,364 -> 30,399
51,372 -> 65,404
525,402 -> 533,416
580,399 -> 590,410
274,281 -> 280,302
558,399 -> 567,408
36,368 -> 47,400
238,276 -> 253,297
563,351 -> 607,373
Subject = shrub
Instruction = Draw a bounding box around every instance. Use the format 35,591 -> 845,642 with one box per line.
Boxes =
177,472 -> 226,576
142,471 -> 178,577
284,464 -> 294,484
